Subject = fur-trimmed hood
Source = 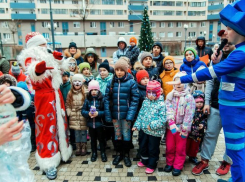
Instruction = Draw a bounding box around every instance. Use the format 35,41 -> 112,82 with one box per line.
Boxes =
64,49 -> 82,60
0,74 -> 17,86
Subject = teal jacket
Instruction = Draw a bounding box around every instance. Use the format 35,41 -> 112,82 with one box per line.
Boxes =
60,81 -> 71,102
96,73 -> 113,95
134,95 -> 167,137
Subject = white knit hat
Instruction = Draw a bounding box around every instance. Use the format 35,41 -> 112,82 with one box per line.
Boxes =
72,74 -> 84,83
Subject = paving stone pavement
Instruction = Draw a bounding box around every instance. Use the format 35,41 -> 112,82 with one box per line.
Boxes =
28,130 -> 231,182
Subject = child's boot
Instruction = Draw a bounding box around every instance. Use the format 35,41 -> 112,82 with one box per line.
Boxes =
80,143 -> 87,156
91,152 -> 97,162
75,143 -> 81,156
101,152 -> 107,162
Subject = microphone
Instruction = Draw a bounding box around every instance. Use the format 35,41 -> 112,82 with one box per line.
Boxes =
47,48 -> 63,58
216,39 -> 228,57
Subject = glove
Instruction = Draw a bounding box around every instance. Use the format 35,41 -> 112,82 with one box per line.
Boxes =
35,61 -> 54,74
53,51 -> 63,60
169,120 -> 177,134
180,126 -> 188,139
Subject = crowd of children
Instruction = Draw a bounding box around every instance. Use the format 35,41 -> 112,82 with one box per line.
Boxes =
0,32 -> 229,180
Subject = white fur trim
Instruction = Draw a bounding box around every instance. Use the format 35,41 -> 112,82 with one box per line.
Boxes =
27,35 -> 47,49
54,89 -> 73,161
28,61 -> 51,83
9,87 -> 31,111
35,151 -> 61,171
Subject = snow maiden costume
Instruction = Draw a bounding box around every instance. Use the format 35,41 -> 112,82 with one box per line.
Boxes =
17,32 -> 72,180
178,2 -> 245,182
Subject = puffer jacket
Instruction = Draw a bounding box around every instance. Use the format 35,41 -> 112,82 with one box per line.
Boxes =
152,53 -> 165,73
195,36 -> 213,60
165,92 -> 195,133
134,96 -> 167,137
180,56 -> 207,75
145,62 -> 159,80
64,49 -> 84,65
81,91 -> 104,128
66,88 -> 87,130
125,45 -> 140,67
60,81 -> 71,102
137,83 -> 146,112
159,68 -> 179,99
96,73 -> 113,95
104,73 -> 139,122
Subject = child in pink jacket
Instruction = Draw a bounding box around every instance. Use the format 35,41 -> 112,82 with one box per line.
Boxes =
164,71 -> 195,176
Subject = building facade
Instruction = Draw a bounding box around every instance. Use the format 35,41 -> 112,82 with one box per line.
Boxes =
0,0 -> 231,59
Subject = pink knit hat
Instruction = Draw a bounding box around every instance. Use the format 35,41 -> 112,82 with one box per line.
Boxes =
146,80 -> 161,99
88,80 -> 100,91
195,97 -> 204,103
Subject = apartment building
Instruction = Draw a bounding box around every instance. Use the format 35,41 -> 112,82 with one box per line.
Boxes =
0,0 -> 230,59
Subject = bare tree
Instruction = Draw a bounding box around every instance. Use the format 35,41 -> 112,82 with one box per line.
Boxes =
8,20 -> 21,58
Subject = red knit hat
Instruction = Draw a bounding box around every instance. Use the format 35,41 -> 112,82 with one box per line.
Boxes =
130,37 -> 137,44
146,80 -> 161,99
136,70 -> 149,84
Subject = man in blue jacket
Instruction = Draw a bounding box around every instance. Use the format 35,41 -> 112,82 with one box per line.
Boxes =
167,1 -> 245,182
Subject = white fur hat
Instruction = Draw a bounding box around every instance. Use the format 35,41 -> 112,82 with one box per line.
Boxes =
72,74 -> 84,83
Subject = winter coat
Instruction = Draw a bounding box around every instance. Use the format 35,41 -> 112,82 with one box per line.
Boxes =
0,74 -> 17,86
104,73 -> 139,122
134,96 -> 167,137
9,69 -> 27,82
137,83 -> 147,112
188,109 -> 207,142
64,49 -> 84,65
81,91 -> 105,128
66,88 -> 87,130
159,68 -> 179,99
145,63 -> 159,80
113,37 -> 128,64
84,48 -> 100,78
180,56 -> 207,75
152,54 -> 165,73
96,73 -> 113,95
60,81 -> 71,103
0,57 -> 10,74
195,36 -> 213,60
125,45 -> 140,67
165,93 -> 195,133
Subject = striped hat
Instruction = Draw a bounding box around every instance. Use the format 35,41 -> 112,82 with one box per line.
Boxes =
146,80 -> 161,99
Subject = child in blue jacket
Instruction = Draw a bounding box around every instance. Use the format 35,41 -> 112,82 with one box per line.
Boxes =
82,80 -> 107,163
133,80 -> 166,174
104,58 -> 139,167
180,47 -> 207,75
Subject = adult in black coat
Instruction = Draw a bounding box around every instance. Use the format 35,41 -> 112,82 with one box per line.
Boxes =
195,36 -> 213,61
64,42 -> 84,65
151,42 -> 165,73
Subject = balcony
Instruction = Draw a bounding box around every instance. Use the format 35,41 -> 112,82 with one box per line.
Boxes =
11,14 -> 36,20
10,2 -> 35,9
128,15 -> 143,20
207,14 -> 220,20
128,5 -> 147,11
208,4 -> 224,11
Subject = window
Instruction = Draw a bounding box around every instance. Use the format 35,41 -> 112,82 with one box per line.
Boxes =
3,33 -> 10,39
102,0 -> 115,5
190,2 -> 206,7
188,11 -> 205,16
54,0 -> 60,4
176,11 -> 182,16
152,32 -> 156,37
73,22 -> 80,28
41,9 -> 48,14
90,22 -> 96,28
116,0 -> 123,5
159,22 -> 165,28
40,0 -> 46,3
176,1 -> 183,6
1,21 -> 8,28
102,10 -> 115,15
56,22 -> 59,27
152,1 -> 174,6
116,10 -> 123,15
0,8 -> 5,14
53,9 -> 68,14
72,0 -> 78,4
42,33 -> 49,39
168,22 -> 173,28
176,32 -> 182,37
110,22 -> 114,28
151,22 -> 156,28
42,22 -> 49,28
168,32 -> 173,37
176,22 -> 182,28
89,0 -> 100,4
159,32 -> 165,37
153,10 -> 174,16
189,32 -> 196,37
90,9 -> 101,15
118,22 -> 124,28
201,22 -> 206,27
189,22 -> 197,28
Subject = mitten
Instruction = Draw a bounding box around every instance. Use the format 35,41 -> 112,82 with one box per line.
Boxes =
35,61 -> 53,74
180,126 -> 188,139
169,120 -> 177,134
53,51 -> 63,60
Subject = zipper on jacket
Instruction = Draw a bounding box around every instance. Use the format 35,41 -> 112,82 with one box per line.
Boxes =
191,65 -> 193,73
174,97 -> 180,123
93,98 -> 95,128
118,80 -> 120,120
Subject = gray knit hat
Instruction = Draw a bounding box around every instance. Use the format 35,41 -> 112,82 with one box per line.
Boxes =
140,52 -> 153,63
114,58 -> 128,73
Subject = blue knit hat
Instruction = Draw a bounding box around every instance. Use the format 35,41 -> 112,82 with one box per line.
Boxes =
17,81 -> 29,91
220,0 -> 245,37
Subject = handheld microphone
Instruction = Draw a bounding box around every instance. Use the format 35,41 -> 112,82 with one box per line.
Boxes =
216,39 -> 228,57
47,48 -> 63,58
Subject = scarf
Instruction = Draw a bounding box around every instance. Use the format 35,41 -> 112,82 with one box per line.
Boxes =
166,88 -> 189,116
152,54 -> 160,60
